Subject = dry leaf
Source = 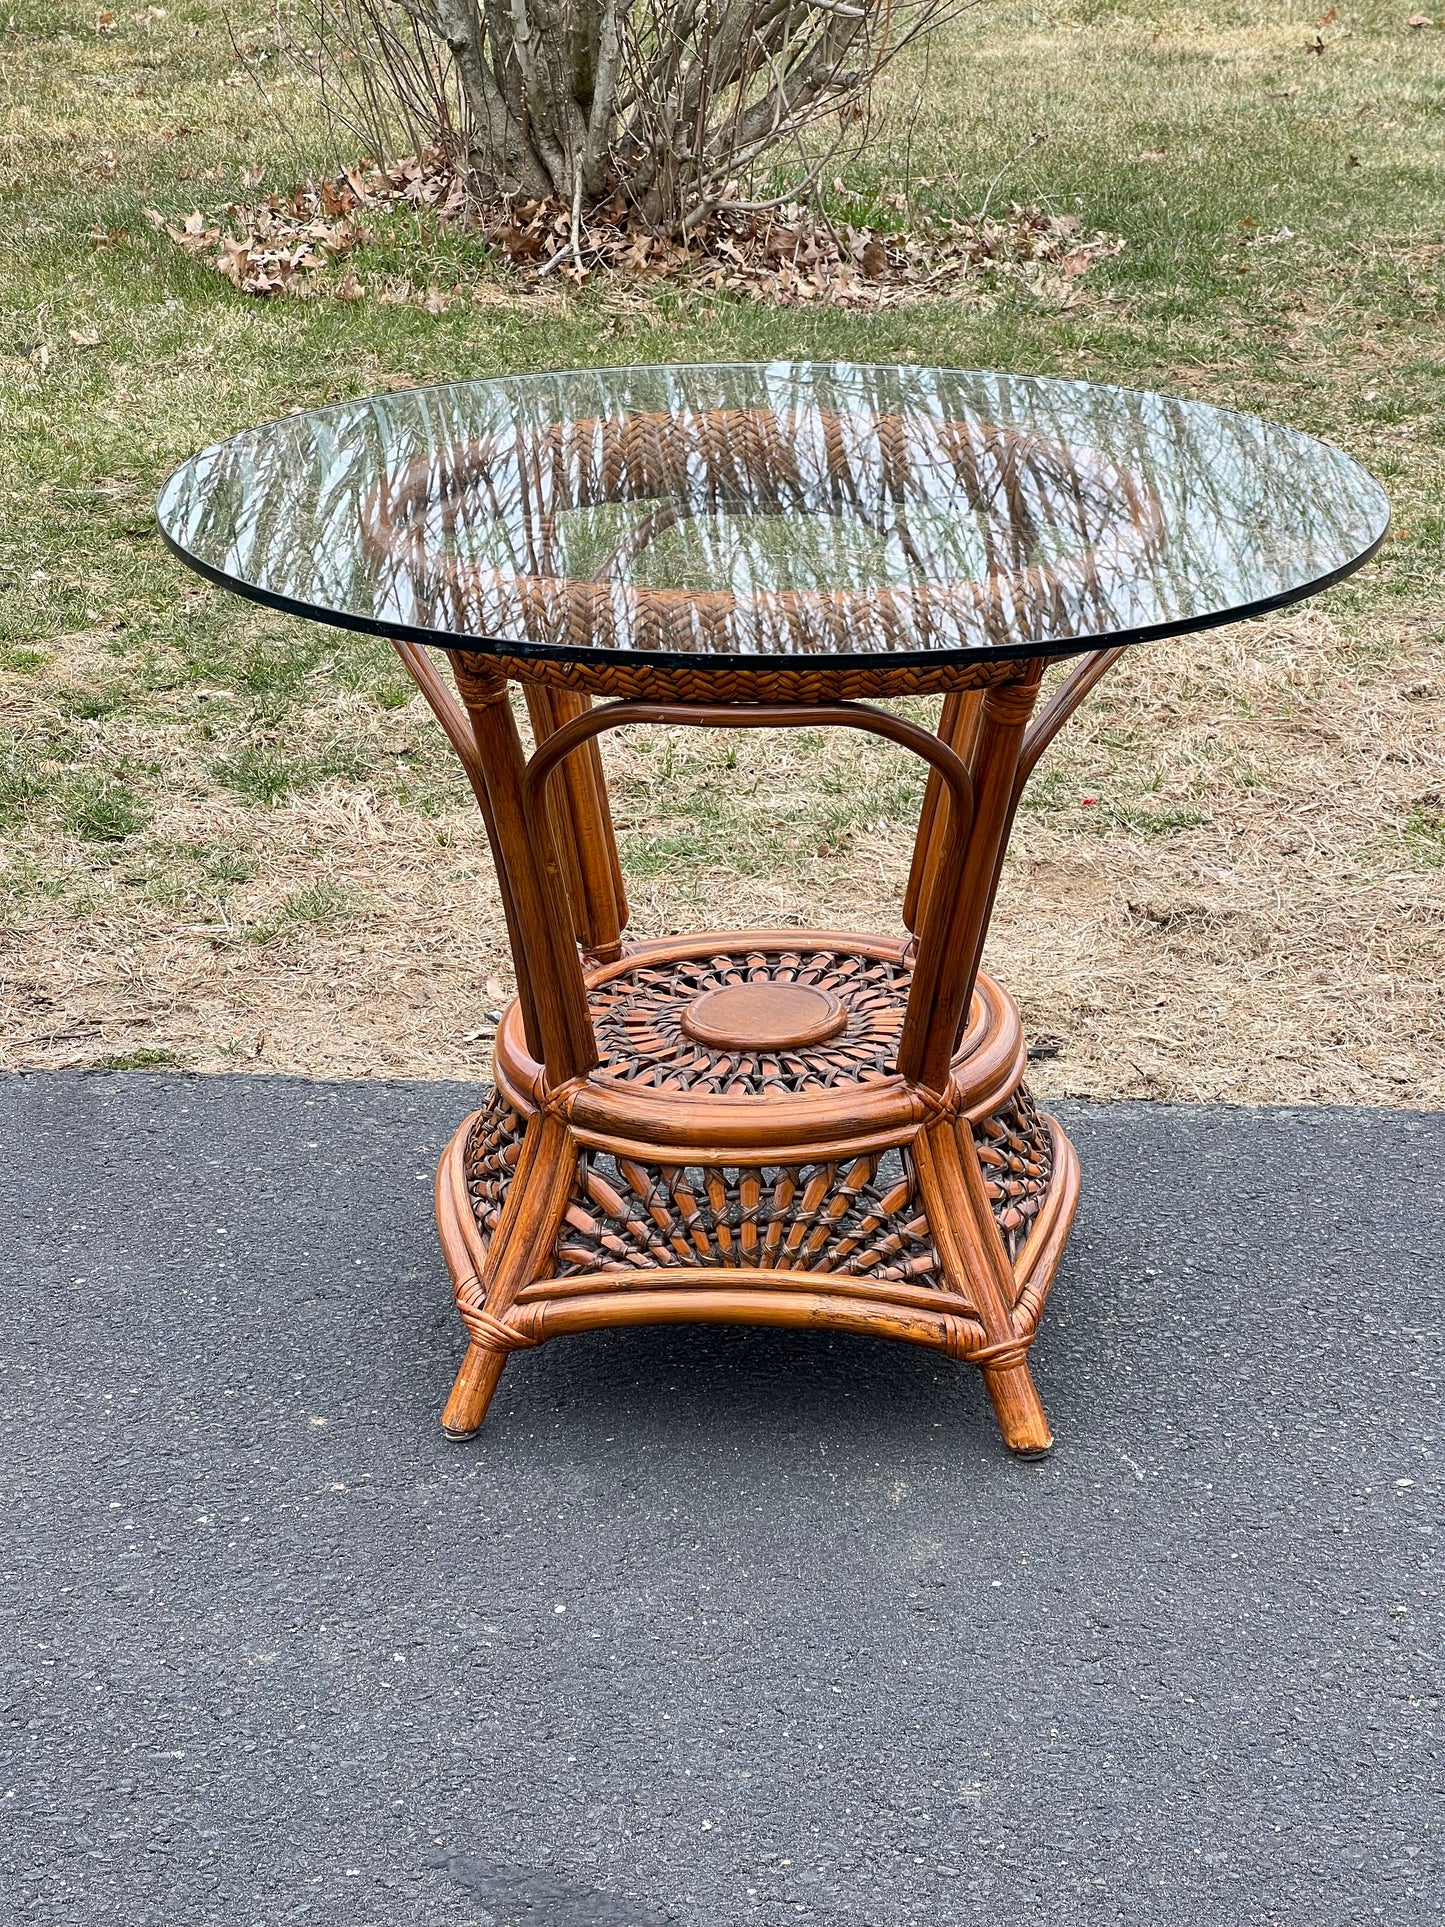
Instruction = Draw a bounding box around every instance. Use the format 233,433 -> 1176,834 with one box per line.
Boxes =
334,271 -> 365,301
132,5 -> 167,20
1305,32 -> 1327,50
93,9 -> 116,30
1407,9 -> 1432,21
68,328 -> 101,347
146,149 -> 1123,312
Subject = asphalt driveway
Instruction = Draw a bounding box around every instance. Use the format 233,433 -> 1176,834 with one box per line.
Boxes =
1,1075 -> 1439,1925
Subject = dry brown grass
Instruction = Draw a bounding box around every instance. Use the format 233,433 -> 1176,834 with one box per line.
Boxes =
6,599 -> 1441,1103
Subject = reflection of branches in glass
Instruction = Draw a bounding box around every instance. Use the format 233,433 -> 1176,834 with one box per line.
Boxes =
157,365 -> 1388,663
355,394 -> 1163,655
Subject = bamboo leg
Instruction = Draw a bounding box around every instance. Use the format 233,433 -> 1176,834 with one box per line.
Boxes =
912,1114 -> 1054,1457
902,689 -> 985,935
442,1343 -> 511,1439
440,1111 -> 578,1439
447,656 -> 598,1086
521,681 -> 628,964
979,1355 -> 1053,1458
898,664 -> 1044,1091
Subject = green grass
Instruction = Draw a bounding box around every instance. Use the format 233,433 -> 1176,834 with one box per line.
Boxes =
200,847 -> 257,884
211,738 -> 373,805
62,773 -> 148,842
1,0 -> 1443,1091
240,879 -> 364,944
1403,805 -> 1445,866
93,1047 -> 188,1071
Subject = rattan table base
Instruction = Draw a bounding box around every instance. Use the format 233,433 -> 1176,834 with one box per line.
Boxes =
387,647 -> 1116,1456
433,932 -> 1079,1457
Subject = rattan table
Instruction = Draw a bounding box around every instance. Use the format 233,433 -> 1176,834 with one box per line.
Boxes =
158,363 -> 1387,1454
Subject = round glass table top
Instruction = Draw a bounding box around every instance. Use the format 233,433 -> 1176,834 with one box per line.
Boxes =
157,361 -> 1388,673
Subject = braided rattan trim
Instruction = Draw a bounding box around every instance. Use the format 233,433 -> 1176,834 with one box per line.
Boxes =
460,652 -> 1027,702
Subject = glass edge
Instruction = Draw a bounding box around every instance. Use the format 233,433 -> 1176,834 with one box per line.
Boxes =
154,500 -> 1392,676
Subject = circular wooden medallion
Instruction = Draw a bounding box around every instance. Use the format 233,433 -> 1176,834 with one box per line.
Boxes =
679,981 -> 847,1052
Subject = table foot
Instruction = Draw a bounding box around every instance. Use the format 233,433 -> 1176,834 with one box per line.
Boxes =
980,1355 -> 1054,1459
441,1341 -> 510,1438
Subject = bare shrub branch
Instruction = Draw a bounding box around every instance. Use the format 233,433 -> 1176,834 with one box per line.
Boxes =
277,0 -> 965,233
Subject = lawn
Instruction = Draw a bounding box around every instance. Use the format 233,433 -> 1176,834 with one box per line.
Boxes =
2,0 -> 1442,1099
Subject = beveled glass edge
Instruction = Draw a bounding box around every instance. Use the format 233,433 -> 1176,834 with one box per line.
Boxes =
155,512 -> 1390,674
154,361 -> 1393,672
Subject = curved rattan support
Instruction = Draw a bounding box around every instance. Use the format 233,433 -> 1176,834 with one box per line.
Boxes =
391,639 -> 483,788
1014,645 -> 1128,801
520,697 -> 981,1095
389,638 -> 548,1058
519,695 -> 977,833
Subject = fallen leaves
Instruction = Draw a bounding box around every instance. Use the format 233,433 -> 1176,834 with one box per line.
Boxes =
492,187 -> 1121,307
144,196 -> 365,297
145,150 -> 1124,312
